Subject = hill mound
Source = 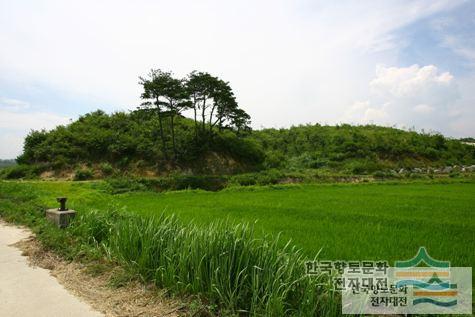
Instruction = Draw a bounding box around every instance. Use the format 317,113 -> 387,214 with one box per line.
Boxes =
2,111 -> 474,180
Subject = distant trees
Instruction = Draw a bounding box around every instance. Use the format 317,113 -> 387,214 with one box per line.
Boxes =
139,69 -> 251,160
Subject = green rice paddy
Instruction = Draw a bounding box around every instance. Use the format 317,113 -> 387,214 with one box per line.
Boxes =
12,179 -> 475,268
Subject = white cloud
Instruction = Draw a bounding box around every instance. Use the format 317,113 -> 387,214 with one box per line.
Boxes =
0,102 -> 70,158
342,64 -> 467,134
0,0 -> 473,158
413,104 -> 434,114
0,132 -> 25,159
0,109 -> 70,131
0,97 -> 30,111
0,0 -> 466,126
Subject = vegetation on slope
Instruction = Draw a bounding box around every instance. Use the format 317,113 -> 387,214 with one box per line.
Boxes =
251,124 -> 475,173
2,68 -> 474,180
4,116 -> 473,180
14,110 -> 263,175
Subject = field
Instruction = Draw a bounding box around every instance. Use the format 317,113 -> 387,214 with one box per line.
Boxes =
9,179 -> 475,267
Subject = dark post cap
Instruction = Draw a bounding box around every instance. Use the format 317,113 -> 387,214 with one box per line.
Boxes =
56,197 -> 68,211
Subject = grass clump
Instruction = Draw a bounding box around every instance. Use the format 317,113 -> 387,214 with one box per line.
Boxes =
104,214 -> 334,315
0,181 -> 336,316
74,168 -> 94,181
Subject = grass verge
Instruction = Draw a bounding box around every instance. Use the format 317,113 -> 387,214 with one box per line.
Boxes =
0,181 -> 336,316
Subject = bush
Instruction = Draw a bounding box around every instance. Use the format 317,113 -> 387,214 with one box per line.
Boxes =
345,160 -> 381,174
106,175 -> 228,193
0,164 -> 48,179
263,151 -> 286,169
104,177 -> 147,194
73,168 -> 94,181
167,175 -> 227,191
229,173 -> 258,186
229,170 -> 286,186
2,165 -> 31,179
449,171 -> 460,178
100,163 -> 114,176
372,170 -> 387,179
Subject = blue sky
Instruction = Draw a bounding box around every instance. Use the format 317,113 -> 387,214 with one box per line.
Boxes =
1,0 -> 474,158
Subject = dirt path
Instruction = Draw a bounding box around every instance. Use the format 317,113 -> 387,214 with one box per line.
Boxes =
0,219 -> 185,317
0,222 -> 103,317
0,221 -> 182,317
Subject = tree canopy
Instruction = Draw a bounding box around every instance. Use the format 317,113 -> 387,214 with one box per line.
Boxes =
11,68 -> 475,178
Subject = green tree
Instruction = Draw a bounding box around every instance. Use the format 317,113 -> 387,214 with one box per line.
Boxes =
186,71 -> 251,137
139,69 -> 179,159
186,71 -> 218,135
160,76 -> 191,159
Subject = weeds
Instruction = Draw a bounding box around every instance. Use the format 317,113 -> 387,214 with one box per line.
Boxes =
0,181 -> 336,316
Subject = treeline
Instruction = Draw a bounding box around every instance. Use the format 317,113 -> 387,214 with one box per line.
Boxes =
250,124 -> 475,173
16,110 -> 263,173
12,116 -> 475,179
4,68 -> 475,179
0,159 -> 16,169
15,69 -> 263,174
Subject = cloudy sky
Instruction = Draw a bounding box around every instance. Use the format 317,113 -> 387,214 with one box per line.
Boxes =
1,0 -> 474,158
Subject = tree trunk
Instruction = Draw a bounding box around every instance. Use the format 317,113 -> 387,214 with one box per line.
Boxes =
209,104 -> 216,133
193,97 -> 198,139
170,114 -> 177,160
201,98 -> 206,132
156,98 -> 168,160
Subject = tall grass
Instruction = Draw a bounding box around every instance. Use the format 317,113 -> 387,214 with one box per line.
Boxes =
0,181 -> 338,315
75,210 -> 336,316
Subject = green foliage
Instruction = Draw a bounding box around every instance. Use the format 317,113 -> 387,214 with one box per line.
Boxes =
0,163 -> 48,179
13,110 -> 475,179
100,163 -> 114,176
18,110 -> 263,175
74,168 -> 94,181
104,177 -> 148,194
229,169 -> 285,186
105,175 -> 228,193
108,215 -> 332,315
0,159 -> 16,169
251,124 -> 475,173
0,181 -> 337,316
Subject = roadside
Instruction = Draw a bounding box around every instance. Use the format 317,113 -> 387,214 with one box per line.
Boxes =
0,221 -> 181,317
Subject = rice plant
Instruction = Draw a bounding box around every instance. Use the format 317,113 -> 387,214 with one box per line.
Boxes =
102,214 -> 335,316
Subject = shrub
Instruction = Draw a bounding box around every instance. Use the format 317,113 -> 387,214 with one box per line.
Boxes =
73,168 -> 94,181
229,173 -> 257,186
0,164 -> 48,179
2,165 -> 31,179
100,163 -> 114,176
105,177 -> 148,194
449,171 -> 460,178
345,160 -> 381,174
52,155 -> 69,170
372,170 -> 387,179
263,151 -> 286,169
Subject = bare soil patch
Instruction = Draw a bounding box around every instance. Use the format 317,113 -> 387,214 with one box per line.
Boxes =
13,236 -> 184,317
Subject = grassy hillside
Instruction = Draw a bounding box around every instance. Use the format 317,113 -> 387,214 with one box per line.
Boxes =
2,109 -> 474,180
251,124 -> 475,173
6,110 -> 263,178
